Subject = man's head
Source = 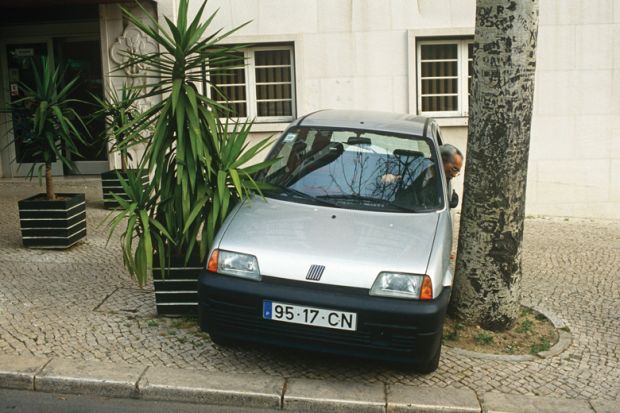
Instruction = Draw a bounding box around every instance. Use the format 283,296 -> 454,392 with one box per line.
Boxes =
439,144 -> 463,180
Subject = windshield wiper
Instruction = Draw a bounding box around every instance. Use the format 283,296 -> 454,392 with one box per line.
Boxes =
317,194 -> 422,213
268,186 -> 341,208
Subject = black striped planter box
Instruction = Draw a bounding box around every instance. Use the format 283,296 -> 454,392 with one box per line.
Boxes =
18,193 -> 86,249
101,169 -> 149,209
153,253 -> 203,316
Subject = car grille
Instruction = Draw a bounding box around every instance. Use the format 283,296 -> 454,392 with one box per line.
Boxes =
207,299 -> 417,352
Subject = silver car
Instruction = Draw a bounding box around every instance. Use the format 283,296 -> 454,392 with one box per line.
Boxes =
199,110 -> 455,373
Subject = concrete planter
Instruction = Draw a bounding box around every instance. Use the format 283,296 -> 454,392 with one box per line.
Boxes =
18,193 -> 87,249
153,253 -> 203,316
101,169 -> 149,209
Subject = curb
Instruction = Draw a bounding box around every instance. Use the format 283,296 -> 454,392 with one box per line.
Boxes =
0,354 -> 615,413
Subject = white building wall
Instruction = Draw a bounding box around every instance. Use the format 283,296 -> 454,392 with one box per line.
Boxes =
529,0 -> 620,219
99,1 -> 159,170
192,0 -> 475,116
153,0 -> 619,219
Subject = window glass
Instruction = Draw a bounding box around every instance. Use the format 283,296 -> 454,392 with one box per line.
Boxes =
418,40 -> 473,116
255,49 -> 290,66
257,101 -> 292,117
263,127 -> 443,212
254,50 -> 293,117
206,47 -> 295,121
422,96 -> 458,112
419,44 -> 458,113
468,43 -> 474,97
421,44 -> 457,60
209,51 -> 247,117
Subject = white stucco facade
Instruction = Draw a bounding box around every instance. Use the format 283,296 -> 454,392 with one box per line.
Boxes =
529,0 -> 620,219
175,0 -> 618,220
0,0 -> 618,219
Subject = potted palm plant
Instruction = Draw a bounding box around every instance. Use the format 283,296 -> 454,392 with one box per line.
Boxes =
92,84 -> 149,209
107,0 -> 275,315
14,57 -> 89,249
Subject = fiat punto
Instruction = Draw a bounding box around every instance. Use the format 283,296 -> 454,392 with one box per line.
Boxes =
198,110 -> 455,372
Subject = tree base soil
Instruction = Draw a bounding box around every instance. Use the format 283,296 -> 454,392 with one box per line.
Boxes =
443,306 -> 559,355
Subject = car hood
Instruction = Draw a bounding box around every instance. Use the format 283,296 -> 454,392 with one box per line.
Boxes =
217,197 -> 440,289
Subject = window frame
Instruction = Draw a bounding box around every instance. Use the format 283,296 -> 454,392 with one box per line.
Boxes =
416,38 -> 472,118
207,44 -> 296,124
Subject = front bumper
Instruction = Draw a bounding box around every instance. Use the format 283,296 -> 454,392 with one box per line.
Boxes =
198,272 -> 450,365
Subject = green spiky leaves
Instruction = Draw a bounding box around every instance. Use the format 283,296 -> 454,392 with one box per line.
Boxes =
90,84 -> 146,171
13,56 -> 89,198
108,0 -> 273,287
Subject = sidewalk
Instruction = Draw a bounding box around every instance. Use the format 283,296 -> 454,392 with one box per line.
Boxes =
0,179 -> 618,412
2,354 -> 617,413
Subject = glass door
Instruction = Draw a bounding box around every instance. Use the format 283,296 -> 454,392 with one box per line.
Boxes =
54,37 -> 108,175
4,41 -> 64,177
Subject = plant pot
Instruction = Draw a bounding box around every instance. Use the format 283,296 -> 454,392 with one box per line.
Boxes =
101,169 -> 149,209
153,252 -> 204,316
18,193 -> 87,249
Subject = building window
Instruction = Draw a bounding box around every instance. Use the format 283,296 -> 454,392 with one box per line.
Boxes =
417,39 -> 472,117
208,45 -> 295,122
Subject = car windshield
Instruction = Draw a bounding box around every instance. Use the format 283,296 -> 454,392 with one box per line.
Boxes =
261,127 -> 444,212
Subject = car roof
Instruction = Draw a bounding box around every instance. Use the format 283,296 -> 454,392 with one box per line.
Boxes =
294,109 -> 432,140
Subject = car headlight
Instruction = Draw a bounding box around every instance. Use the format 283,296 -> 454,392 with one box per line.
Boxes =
207,249 -> 261,281
369,272 -> 433,300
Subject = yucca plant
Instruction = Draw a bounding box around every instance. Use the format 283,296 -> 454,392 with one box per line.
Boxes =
15,56 -> 87,199
108,0 -> 276,287
91,83 -> 144,171
92,83 -> 151,209
7,56 -> 90,249
194,117 -> 276,258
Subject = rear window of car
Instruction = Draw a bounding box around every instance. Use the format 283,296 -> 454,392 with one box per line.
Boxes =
261,127 -> 444,212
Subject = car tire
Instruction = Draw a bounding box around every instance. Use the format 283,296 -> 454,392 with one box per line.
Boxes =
416,344 -> 441,374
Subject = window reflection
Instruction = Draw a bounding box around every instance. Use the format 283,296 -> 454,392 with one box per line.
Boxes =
263,127 -> 443,212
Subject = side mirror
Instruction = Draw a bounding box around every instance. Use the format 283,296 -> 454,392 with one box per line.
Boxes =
449,190 -> 459,209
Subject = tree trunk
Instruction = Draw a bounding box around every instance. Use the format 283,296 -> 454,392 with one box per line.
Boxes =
449,0 -> 539,331
45,162 -> 55,200
120,151 -> 128,172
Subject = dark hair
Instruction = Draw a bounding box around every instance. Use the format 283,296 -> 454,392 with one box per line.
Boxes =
440,144 -> 463,163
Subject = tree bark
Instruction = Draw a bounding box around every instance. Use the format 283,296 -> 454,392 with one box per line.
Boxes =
449,0 -> 539,331
120,152 -> 128,172
45,162 -> 55,200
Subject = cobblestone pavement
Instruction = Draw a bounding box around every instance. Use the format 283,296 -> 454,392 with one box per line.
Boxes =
0,179 -> 618,401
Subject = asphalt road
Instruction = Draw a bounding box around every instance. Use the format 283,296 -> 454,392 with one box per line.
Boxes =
0,389 -> 282,413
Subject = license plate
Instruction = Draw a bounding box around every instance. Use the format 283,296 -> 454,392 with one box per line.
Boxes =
262,300 -> 357,331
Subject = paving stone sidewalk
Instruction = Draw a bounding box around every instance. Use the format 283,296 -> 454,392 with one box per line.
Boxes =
0,179 -> 618,404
